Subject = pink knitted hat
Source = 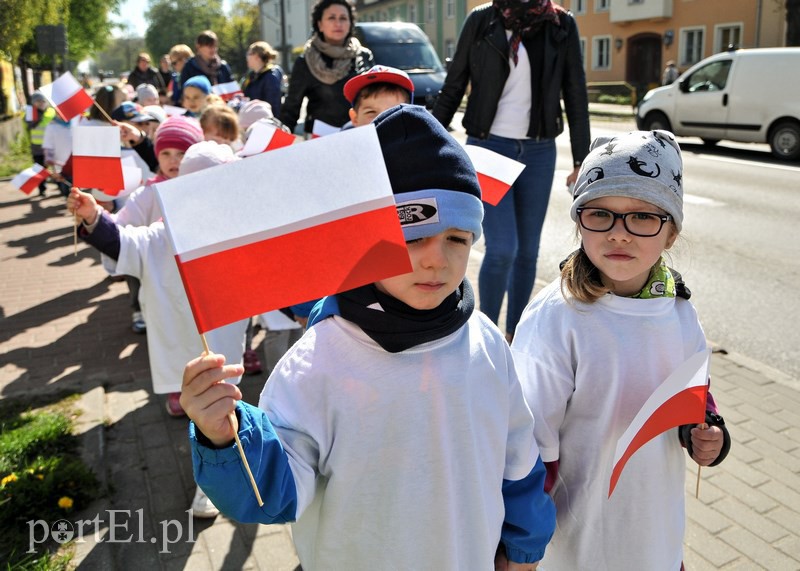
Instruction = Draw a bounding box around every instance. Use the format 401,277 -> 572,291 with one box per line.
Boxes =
154,116 -> 203,155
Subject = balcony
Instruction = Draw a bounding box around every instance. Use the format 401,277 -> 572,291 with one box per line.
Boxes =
609,0 -> 673,23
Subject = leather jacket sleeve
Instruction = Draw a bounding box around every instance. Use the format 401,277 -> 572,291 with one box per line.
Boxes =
560,14 -> 591,165
280,56 -> 311,133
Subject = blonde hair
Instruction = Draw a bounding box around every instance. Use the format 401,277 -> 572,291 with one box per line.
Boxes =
169,44 -> 194,63
200,104 -> 240,141
248,41 -> 278,65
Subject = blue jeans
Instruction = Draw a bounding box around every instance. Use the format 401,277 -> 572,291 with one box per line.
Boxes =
467,134 -> 556,335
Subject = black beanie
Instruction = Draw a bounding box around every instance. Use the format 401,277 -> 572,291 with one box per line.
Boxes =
373,104 -> 484,240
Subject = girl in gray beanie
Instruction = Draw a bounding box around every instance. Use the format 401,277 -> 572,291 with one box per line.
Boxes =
511,130 -> 731,570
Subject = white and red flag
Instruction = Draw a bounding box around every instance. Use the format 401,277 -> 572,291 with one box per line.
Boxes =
91,156 -> 144,202
608,349 -> 711,498
212,81 -> 243,101
162,104 -> 185,117
156,124 -> 411,333
72,125 -> 125,193
463,145 -> 526,206
238,121 -> 295,157
11,164 -> 49,195
38,72 -> 93,121
25,105 -> 38,122
311,119 -> 338,138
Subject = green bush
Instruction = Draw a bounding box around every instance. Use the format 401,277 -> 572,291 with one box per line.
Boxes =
0,130 -> 34,179
0,402 -> 99,568
597,94 -> 632,106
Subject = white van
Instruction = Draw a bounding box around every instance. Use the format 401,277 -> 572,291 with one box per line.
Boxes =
636,48 -> 800,161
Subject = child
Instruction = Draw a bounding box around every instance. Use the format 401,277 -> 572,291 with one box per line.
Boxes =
67,140 -> 247,517
181,75 -> 211,117
342,64 -> 413,127
511,130 -> 731,570
199,103 -> 240,149
26,92 -> 56,195
181,105 -> 555,569
42,114 -> 73,197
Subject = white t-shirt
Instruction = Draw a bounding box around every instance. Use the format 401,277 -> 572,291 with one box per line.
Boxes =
491,31 -> 532,139
259,312 -> 539,570
512,279 -> 708,571
109,222 -> 247,393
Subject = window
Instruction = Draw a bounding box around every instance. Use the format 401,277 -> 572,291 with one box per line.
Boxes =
573,0 -> 586,14
427,0 -> 434,22
595,0 -> 609,11
680,27 -> 705,66
592,36 -> 611,70
580,38 -> 586,67
684,60 -> 732,92
445,39 -> 456,60
446,0 -> 454,19
715,23 -> 742,52
409,3 -> 417,24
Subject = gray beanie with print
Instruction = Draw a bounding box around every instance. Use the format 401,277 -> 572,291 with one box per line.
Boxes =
570,130 -> 684,231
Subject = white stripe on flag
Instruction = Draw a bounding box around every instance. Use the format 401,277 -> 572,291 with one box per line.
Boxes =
212,81 -> 241,95
312,119 -> 338,137
156,124 -> 395,258
38,71 -> 82,105
464,144 -> 526,186
73,126 -> 121,158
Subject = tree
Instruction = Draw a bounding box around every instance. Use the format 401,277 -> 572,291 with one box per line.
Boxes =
66,0 -> 122,61
218,0 -> 261,77
0,0 -> 64,59
145,0 -> 226,64
94,30 -> 147,78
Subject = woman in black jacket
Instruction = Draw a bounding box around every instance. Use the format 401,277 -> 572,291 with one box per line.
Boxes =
432,0 -> 590,342
280,0 -> 373,135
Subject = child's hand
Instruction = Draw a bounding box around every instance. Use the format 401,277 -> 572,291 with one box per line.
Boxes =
181,353 -> 245,448
690,424 -> 724,466
494,548 -> 539,571
116,121 -> 144,146
67,188 -> 99,224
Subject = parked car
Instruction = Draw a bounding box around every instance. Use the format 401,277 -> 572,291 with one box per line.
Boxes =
636,47 -> 800,160
354,22 -> 446,109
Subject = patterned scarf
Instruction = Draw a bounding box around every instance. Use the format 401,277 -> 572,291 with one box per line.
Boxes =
631,258 -> 676,299
492,0 -> 563,65
193,53 -> 223,85
304,34 -> 362,85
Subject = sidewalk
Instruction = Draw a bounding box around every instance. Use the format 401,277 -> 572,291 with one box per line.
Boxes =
1,181 -> 798,570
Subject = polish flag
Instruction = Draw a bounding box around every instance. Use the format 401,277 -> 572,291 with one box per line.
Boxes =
72,125 -> 124,193
464,145 -> 526,206
162,104 -> 185,117
25,105 -> 38,122
156,124 -> 411,333
38,72 -> 93,121
312,119 -> 338,138
212,81 -> 243,101
238,121 -> 295,157
608,350 -> 711,498
11,164 -> 49,195
91,156 -> 144,202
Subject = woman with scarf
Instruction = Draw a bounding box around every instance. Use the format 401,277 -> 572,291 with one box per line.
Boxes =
280,0 -> 373,135
180,30 -> 233,88
433,0 -> 590,343
241,41 -> 284,117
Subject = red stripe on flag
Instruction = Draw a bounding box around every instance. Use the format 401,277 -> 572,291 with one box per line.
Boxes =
20,170 -> 49,194
477,173 -> 512,206
73,156 -> 125,193
176,206 -> 411,333
265,129 -> 295,152
608,385 -> 707,497
57,89 -> 93,121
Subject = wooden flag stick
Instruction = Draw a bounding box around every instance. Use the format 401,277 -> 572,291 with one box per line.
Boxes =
74,211 -> 78,256
695,422 -> 708,498
200,334 -> 264,507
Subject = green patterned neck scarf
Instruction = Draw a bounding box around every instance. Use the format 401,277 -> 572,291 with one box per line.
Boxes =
631,258 -> 676,299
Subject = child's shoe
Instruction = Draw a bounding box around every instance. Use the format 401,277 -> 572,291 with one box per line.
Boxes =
165,392 -> 186,417
131,311 -> 146,334
191,486 -> 220,518
243,349 -> 262,375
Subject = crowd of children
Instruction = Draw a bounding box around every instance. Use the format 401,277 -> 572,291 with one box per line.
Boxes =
26,16 -> 732,567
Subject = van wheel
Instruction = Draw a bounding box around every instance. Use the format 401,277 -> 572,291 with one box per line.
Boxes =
702,139 -> 720,146
769,121 -> 800,161
643,112 -> 672,133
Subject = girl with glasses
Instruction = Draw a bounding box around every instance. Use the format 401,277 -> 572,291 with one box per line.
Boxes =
511,130 -> 731,570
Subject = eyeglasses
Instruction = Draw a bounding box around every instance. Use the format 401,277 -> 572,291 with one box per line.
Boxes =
576,207 -> 672,237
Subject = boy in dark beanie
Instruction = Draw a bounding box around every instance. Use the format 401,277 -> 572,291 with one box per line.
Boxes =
181,105 -> 555,569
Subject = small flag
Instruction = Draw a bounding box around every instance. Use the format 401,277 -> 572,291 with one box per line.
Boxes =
463,145 -> 526,206
238,121 -> 295,157
212,81 -> 243,101
312,119 -> 338,138
72,126 -> 124,192
156,124 -> 411,333
25,105 -> 38,122
608,350 -> 710,498
38,72 -> 93,121
162,104 -> 185,117
91,157 -> 143,202
11,164 -> 49,195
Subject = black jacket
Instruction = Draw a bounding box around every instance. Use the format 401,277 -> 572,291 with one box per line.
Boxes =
280,47 -> 373,134
127,66 -> 167,92
432,4 -> 590,166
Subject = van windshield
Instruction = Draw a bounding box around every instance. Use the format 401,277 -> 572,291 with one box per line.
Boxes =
368,43 -> 444,73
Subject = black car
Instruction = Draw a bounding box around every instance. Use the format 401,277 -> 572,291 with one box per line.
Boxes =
354,22 -> 446,109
